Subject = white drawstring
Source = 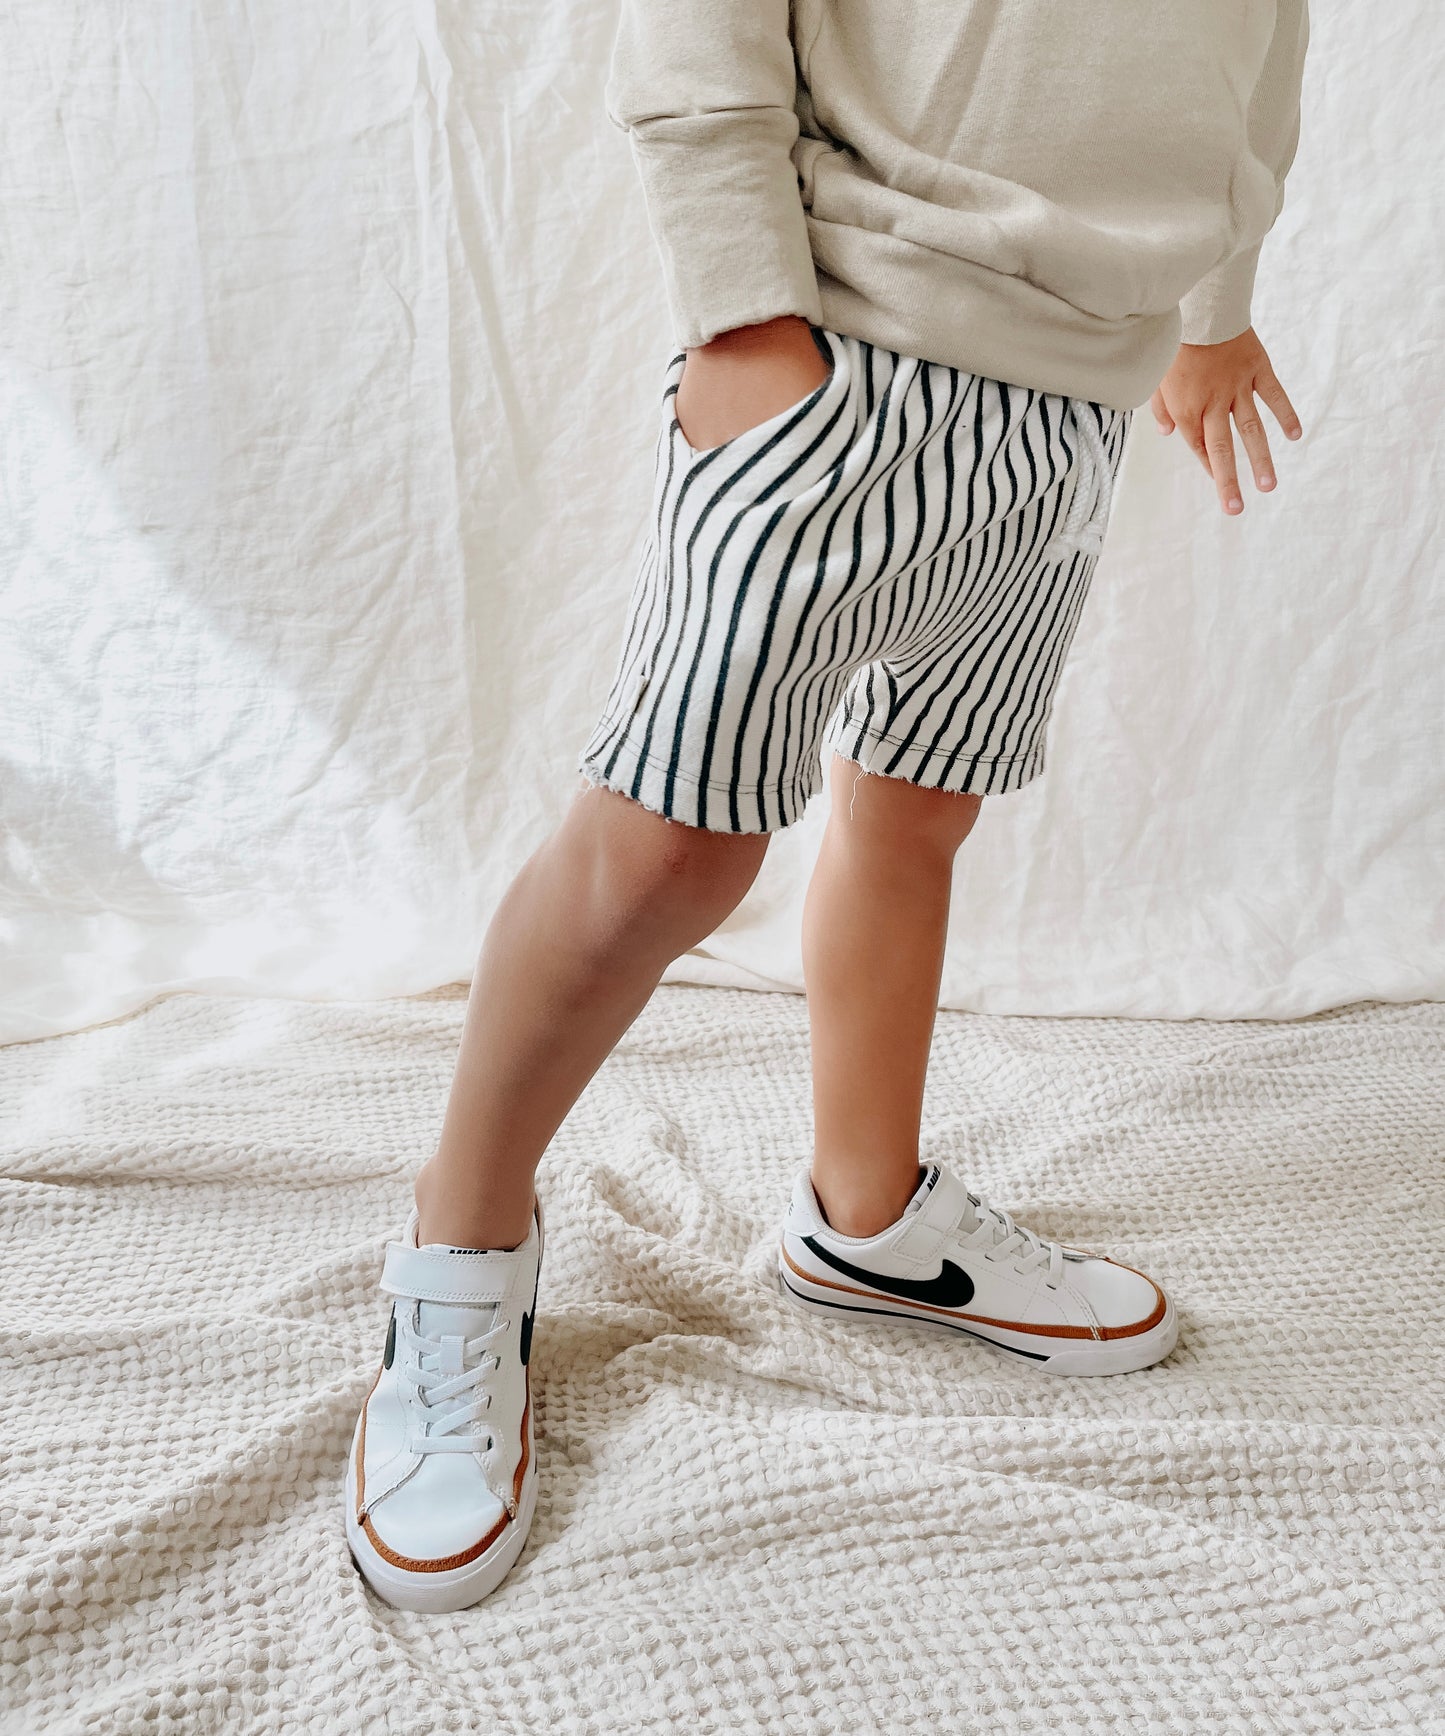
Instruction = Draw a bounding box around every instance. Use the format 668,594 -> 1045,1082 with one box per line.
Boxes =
1044,405 -> 1114,562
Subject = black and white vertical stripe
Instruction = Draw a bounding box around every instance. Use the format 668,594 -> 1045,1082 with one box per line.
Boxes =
580,327 -> 1130,833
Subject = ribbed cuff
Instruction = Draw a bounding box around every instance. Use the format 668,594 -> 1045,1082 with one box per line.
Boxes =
627,111 -> 824,349
1178,241 -> 1263,346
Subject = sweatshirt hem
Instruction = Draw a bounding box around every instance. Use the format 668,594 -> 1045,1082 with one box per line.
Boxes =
809,230 -> 1183,413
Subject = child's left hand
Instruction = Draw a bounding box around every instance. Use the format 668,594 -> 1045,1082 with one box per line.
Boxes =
1151,329 -> 1303,516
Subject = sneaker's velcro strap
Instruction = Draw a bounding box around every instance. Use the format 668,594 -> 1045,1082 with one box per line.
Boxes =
892,1164 -> 972,1258
379,1242 -> 519,1306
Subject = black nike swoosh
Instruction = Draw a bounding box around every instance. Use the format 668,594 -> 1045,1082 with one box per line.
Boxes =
519,1266 -> 540,1367
779,1271 -> 1046,1357
382,1306 -> 397,1370
800,1235 -> 975,1308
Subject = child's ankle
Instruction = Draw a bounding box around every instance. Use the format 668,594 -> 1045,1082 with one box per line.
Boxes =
413,1157 -> 533,1252
809,1162 -> 922,1238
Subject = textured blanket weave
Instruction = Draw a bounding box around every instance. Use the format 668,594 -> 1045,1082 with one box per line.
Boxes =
2,988 -> 1442,1732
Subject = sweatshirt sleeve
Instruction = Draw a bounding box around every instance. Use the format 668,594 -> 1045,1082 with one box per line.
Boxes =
605,0 -> 824,349
1178,0 -> 1310,346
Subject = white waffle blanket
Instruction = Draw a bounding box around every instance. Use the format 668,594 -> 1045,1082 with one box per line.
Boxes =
3,988 -> 1442,1732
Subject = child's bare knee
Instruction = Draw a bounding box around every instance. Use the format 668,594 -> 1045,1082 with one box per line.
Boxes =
580,795 -> 767,941
648,824 -> 767,923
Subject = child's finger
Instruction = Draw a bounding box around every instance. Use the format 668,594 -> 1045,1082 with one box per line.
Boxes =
1256,368 -> 1303,441
1203,406 -> 1243,514
1233,396 -> 1277,493
1151,388 -> 1175,434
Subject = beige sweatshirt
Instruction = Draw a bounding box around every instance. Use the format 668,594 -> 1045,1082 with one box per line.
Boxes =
606,1 -> 1309,411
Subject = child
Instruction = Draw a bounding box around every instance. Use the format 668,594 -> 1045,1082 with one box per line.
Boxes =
345,0 -> 1309,1610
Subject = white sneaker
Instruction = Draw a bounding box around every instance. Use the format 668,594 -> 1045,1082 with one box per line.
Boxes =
778,1163 -> 1177,1376
345,1200 -> 542,1611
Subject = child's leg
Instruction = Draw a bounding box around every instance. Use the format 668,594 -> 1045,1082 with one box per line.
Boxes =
785,745 -> 1175,1374
414,782 -> 768,1249
803,753 -> 981,1237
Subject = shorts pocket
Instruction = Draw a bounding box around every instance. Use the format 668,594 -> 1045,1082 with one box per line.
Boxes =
663,325 -> 842,466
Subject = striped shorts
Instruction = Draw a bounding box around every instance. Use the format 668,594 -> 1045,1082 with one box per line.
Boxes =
579,324 -> 1131,834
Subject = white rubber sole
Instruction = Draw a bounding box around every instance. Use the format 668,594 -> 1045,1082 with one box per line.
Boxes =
345,1421 -> 538,1612
777,1261 -> 1179,1377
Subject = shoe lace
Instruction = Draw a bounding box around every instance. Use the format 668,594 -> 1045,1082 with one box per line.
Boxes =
398,1308 -> 509,1457
960,1196 -> 1065,1289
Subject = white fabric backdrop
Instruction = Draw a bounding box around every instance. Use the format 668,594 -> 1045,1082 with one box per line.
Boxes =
1,1 -> 1441,1045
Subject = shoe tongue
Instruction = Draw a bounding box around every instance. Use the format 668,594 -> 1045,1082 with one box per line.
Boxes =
416,1299 -> 497,1340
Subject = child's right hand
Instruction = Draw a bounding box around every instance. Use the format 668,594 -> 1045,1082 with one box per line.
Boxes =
675,316 -> 832,454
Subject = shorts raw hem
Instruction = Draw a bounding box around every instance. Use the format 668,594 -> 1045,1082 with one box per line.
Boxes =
576,728 -> 819,836
823,717 -> 1047,797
